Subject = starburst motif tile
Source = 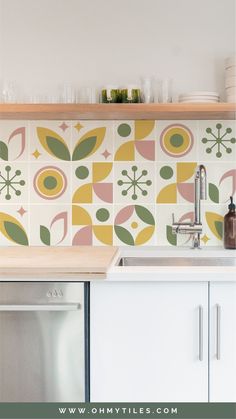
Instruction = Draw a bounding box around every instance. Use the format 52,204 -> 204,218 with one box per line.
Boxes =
199,121 -> 236,161
114,162 -> 155,203
0,163 -> 28,203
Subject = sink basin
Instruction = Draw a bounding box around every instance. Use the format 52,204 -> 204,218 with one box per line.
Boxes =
117,257 -> 236,267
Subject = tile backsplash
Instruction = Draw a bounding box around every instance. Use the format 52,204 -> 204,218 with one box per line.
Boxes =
0,119 -> 235,247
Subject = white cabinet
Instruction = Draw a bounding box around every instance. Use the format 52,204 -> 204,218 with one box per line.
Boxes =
90,281 -> 208,402
210,282 -> 236,402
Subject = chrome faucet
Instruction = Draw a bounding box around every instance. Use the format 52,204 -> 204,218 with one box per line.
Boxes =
172,165 -> 207,249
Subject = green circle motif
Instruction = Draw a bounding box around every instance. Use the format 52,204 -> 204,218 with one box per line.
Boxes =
75,166 -> 89,180
169,134 -> 184,148
160,166 -> 174,180
43,176 -> 57,190
96,208 -> 110,222
117,123 -> 132,137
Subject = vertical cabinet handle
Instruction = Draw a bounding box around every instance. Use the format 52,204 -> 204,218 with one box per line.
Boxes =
216,304 -> 221,360
198,305 -> 203,361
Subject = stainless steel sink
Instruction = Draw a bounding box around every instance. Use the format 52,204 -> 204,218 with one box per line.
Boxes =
117,257 -> 236,267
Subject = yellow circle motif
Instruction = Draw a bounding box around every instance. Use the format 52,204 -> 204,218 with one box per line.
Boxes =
34,167 -> 67,200
131,221 -> 138,229
161,125 -> 193,157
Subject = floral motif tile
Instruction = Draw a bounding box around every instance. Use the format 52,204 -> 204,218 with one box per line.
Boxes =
72,162 -> 113,204
0,162 -> 28,203
0,205 -> 29,246
114,120 -> 156,161
199,121 -> 236,162
30,204 -> 71,246
71,120 -> 113,162
156,121 -> 198,162
72,204 -> 113,246
29,121 -> 72,161
205,162 -> 236,204
114,204 -> 156,246
0,121 -> 29,161
29,162 -> 71,203
156,162 -> 197,204
114,162 -> 155,204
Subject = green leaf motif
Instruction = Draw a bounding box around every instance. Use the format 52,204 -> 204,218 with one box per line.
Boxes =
114,226 -> 134,245
4,221 -> 28,245
46,136 -> 71,161
135,205 -> 155,225
0,141 -> 8,160
215,221 -> 223,239
209,183 -> 219,203
166,225 -> 177,246
40,225 -> 51,246
72,136 -> 97,161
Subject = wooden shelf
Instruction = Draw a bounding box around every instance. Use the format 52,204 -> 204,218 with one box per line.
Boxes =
0,103 -> 235,120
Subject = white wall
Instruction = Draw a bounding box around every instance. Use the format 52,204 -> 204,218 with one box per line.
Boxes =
0,0 -> 235,99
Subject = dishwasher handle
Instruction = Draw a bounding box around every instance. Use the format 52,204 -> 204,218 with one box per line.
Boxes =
0,304 -> 81,311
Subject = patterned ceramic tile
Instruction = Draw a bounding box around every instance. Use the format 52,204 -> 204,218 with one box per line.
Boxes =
156,203 -> 226,247
72,162 -> 113,204
29,162 -> 71,203
29,121 -> 71,161
0,118 -> 234,248
0,121 -> 29,161
0,205 -> 29,246
114,120 -> 156,161
71,120 -> 113,162
30,204 -> 71,246
114,162 -> 155,204
0,162 -> 28,203
205,162 -> 236,204
199,121 -> 236,162
72,204 -> 113,245
114,204 -> 156,246
156,121 -> 198,162
156,162 -> 197,204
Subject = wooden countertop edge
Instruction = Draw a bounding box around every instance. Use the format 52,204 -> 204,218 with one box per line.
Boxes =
0,271 -> 106,280
0,246 -> 119,279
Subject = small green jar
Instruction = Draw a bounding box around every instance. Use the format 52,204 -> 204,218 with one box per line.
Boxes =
121,86 -> 142,103
101,86 -> 121,103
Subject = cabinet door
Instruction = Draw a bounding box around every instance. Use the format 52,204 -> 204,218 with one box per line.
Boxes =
210,282 -> 236,402
90,282 -> 208,402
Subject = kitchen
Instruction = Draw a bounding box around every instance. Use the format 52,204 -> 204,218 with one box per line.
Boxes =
0,0 -> 235,418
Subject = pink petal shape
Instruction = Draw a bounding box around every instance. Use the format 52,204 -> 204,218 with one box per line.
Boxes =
93,183 -> 113,203
135,141 -> 155,160
179,211 -> 194,223
72,226 -> 93,245
115,205 -> 134,225
177,183 -> 195,202
50,211 -> 68,244
8,127 -> 26,160
219,169 -> 236,198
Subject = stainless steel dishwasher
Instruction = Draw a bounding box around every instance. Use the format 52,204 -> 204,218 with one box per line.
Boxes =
0,282 -> 89,402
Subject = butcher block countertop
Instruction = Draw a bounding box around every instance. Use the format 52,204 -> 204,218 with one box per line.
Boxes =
0,246 -> 119,280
